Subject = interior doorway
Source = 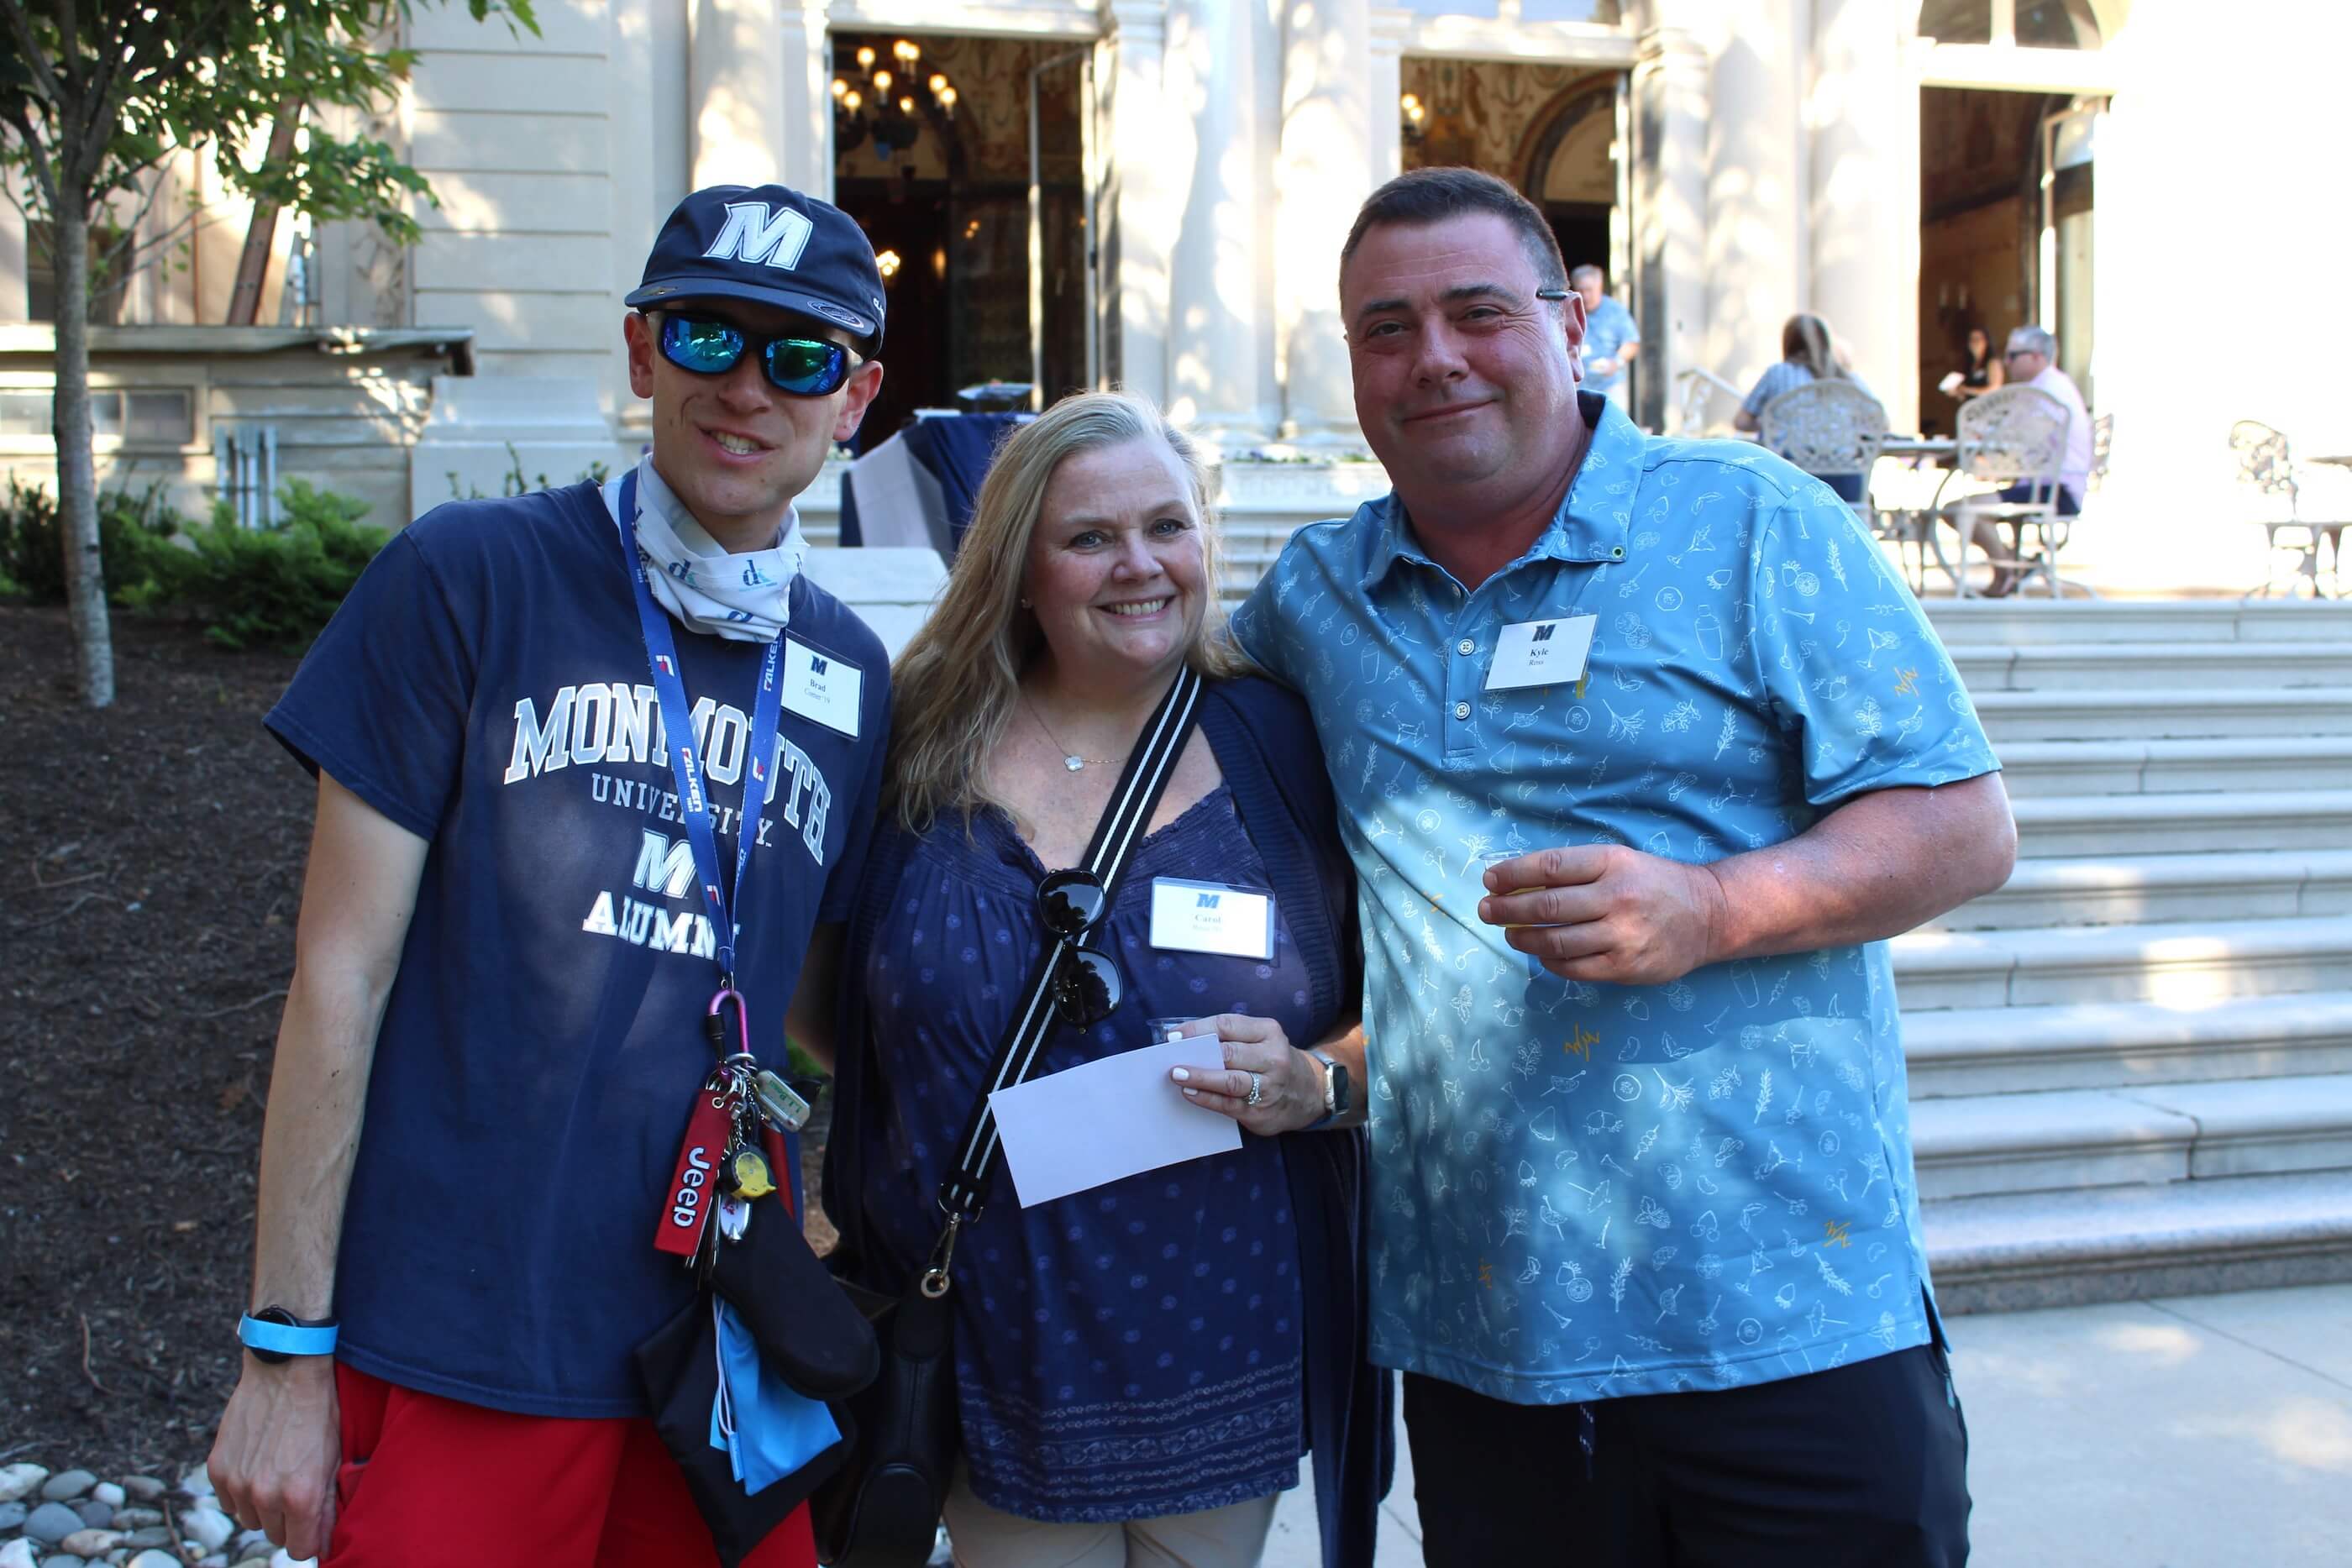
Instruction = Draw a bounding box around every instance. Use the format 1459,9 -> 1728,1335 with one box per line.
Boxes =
829,31 -> 1091,448
1916,86 -> 2103,435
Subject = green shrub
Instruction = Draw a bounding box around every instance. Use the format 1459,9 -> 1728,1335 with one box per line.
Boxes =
0,473 -> 183,604
119,478 -> 389,650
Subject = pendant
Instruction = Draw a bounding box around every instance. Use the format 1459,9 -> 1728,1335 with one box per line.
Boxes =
1064,755 -> 1085,773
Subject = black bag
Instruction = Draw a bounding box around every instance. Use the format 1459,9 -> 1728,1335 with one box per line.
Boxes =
810,668 -> 1206,1568
633,1140 -> 881,1564
635,1286 -> 858,1568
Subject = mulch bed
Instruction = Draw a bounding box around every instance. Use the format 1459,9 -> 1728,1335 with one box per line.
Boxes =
1,606 -> 308,1476
0,606 -> 834,1481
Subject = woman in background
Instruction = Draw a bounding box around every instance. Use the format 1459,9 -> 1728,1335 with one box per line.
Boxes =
1734,312 -> 1880,501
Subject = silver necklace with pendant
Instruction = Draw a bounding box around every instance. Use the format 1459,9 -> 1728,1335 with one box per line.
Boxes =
1024,693 -> 1128,774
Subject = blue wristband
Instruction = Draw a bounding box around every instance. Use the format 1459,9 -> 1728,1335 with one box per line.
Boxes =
239,1312 -> 339,1360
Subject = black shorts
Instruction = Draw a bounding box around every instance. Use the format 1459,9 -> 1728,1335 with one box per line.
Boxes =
1405,1342 -> 1971,1567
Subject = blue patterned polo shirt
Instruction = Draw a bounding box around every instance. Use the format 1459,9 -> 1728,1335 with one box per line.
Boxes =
1229,396 -> 1999,1405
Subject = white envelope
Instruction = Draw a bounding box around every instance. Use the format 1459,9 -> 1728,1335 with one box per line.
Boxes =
990,1037 -> 1241,1207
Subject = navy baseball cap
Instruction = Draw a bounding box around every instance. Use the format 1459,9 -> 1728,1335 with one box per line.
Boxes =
627,184 -> 886,354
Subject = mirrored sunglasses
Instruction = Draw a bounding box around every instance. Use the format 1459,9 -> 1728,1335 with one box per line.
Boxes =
656,313 -> 853,396
1037,869 -> 1123,1028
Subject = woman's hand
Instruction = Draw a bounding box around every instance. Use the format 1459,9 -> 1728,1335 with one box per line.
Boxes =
1167,1014 -> 1327,1136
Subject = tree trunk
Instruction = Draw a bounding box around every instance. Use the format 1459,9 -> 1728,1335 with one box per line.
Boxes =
52,200 -> 114,709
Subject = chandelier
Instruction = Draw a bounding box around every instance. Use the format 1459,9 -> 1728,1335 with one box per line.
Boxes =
833,39 -> 958,160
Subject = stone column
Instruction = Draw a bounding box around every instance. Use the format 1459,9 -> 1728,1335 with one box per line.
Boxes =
1163,0 -> 1274,443
1368,8 -> 1410,189
1808,0 -> 1920,433
1100,1 -> 1175,405
1274,0 -> 1373,447
1630,23 -> 1709,432
690,0 -> 785,189
1690,0 -> 1807,397
776,0 -> 834,197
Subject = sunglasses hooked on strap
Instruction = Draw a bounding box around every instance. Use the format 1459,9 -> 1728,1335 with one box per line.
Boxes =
1037,869 -> 1124,1028
655,313 -> 856,396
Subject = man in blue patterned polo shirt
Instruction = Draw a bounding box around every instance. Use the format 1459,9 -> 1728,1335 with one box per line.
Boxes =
1229,168 -> 2015,1565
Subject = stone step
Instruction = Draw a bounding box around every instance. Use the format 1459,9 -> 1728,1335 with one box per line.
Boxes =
1948,641 -> 2352,691
1971,688 -> 2352,742
1994,736 -> 2352,797
1889,915 -> 2352,1009
1902,992 -> 2352,1098
2009,790 -> 2352,859
1923,599 -> 2352,645
1910,1074 -> 2352,1202
1930,849 -> 2352,931
1924,1168 -> 2352,1313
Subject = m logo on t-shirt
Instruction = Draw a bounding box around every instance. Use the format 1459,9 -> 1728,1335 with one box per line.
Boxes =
704,202 -> 814,271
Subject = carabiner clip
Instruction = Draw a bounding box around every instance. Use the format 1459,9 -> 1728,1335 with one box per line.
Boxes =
921,1214 -> 963,1299
703,986 -> 751,1060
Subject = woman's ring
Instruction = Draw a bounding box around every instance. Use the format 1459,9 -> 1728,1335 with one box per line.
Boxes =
1246,1072 -> 1263,1108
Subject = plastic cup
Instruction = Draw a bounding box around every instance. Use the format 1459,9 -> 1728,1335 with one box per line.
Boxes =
1478,849 -> 1550,974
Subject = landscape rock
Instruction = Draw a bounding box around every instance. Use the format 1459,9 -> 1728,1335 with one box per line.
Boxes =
118,1480 -> 166,1505
0,1466 -> 48,1504
122,1528 -> 173,1549
69,1500 -> 109,1529
22,1502 -> 84,1544
88,1485 -> 123,1510
56,1532 -> 119,1558
37,1471 -> 95,1502
113,1508 -> 162,1529
229,1531 -> 270,1560
34,1555 -> 85,1568
0,1539 -> 32,1568
266,1552 -> 315,1568
0,1502 -> 24,1530
179,1508 -> 234,1553
126,1554 -> 181,1568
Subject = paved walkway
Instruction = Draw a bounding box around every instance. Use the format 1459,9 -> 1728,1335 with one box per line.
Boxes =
1261,1283 -> 2352,1566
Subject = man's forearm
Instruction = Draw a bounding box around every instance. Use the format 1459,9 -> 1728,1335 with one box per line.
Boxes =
247,966 -> 393,1317
1701,774 -> 2016,966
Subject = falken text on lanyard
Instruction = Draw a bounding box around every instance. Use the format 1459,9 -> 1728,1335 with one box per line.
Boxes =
617,468 -> 783,999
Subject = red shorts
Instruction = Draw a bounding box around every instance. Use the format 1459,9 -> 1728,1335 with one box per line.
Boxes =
326,1364 -> 817,1568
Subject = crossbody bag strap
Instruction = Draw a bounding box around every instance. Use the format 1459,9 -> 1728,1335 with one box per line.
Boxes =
930,664 -> 1206,1240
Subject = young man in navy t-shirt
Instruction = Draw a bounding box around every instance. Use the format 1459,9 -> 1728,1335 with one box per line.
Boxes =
207,184 -> 894,1567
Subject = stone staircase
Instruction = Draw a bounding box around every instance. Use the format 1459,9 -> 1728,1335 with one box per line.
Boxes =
1902,598 -> 2352,1312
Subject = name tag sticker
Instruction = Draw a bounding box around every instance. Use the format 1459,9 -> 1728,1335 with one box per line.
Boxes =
1486,615 -> 1597,692
1147,878 -> 1275,961
783,640 -> 861,736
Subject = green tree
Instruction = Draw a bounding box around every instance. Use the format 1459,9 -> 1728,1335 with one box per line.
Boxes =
0,0 -> 537,707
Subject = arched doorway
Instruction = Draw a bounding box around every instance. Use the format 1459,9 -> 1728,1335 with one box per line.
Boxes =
1515,74 -> 1620,291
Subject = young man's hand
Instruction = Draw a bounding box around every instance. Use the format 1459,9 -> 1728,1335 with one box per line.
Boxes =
211,1355 -> 340,1559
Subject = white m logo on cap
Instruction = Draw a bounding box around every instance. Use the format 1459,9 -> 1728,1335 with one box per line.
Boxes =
704,202 -> 814,271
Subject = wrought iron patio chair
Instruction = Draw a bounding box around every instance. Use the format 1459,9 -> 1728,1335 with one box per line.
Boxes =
2229,419 -> 2347,598
1757,379 -> 1916,580
1930,385 -> 2076,598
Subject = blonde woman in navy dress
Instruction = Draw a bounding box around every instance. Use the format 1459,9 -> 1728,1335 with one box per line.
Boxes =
799,393 -> 1391,1567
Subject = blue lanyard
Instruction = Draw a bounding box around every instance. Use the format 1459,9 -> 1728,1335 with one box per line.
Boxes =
617,469 -> 784,989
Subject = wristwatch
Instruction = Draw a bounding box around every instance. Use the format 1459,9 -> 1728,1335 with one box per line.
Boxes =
1310,1049 -> 1352,1120
239,1307 -> 339,1365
